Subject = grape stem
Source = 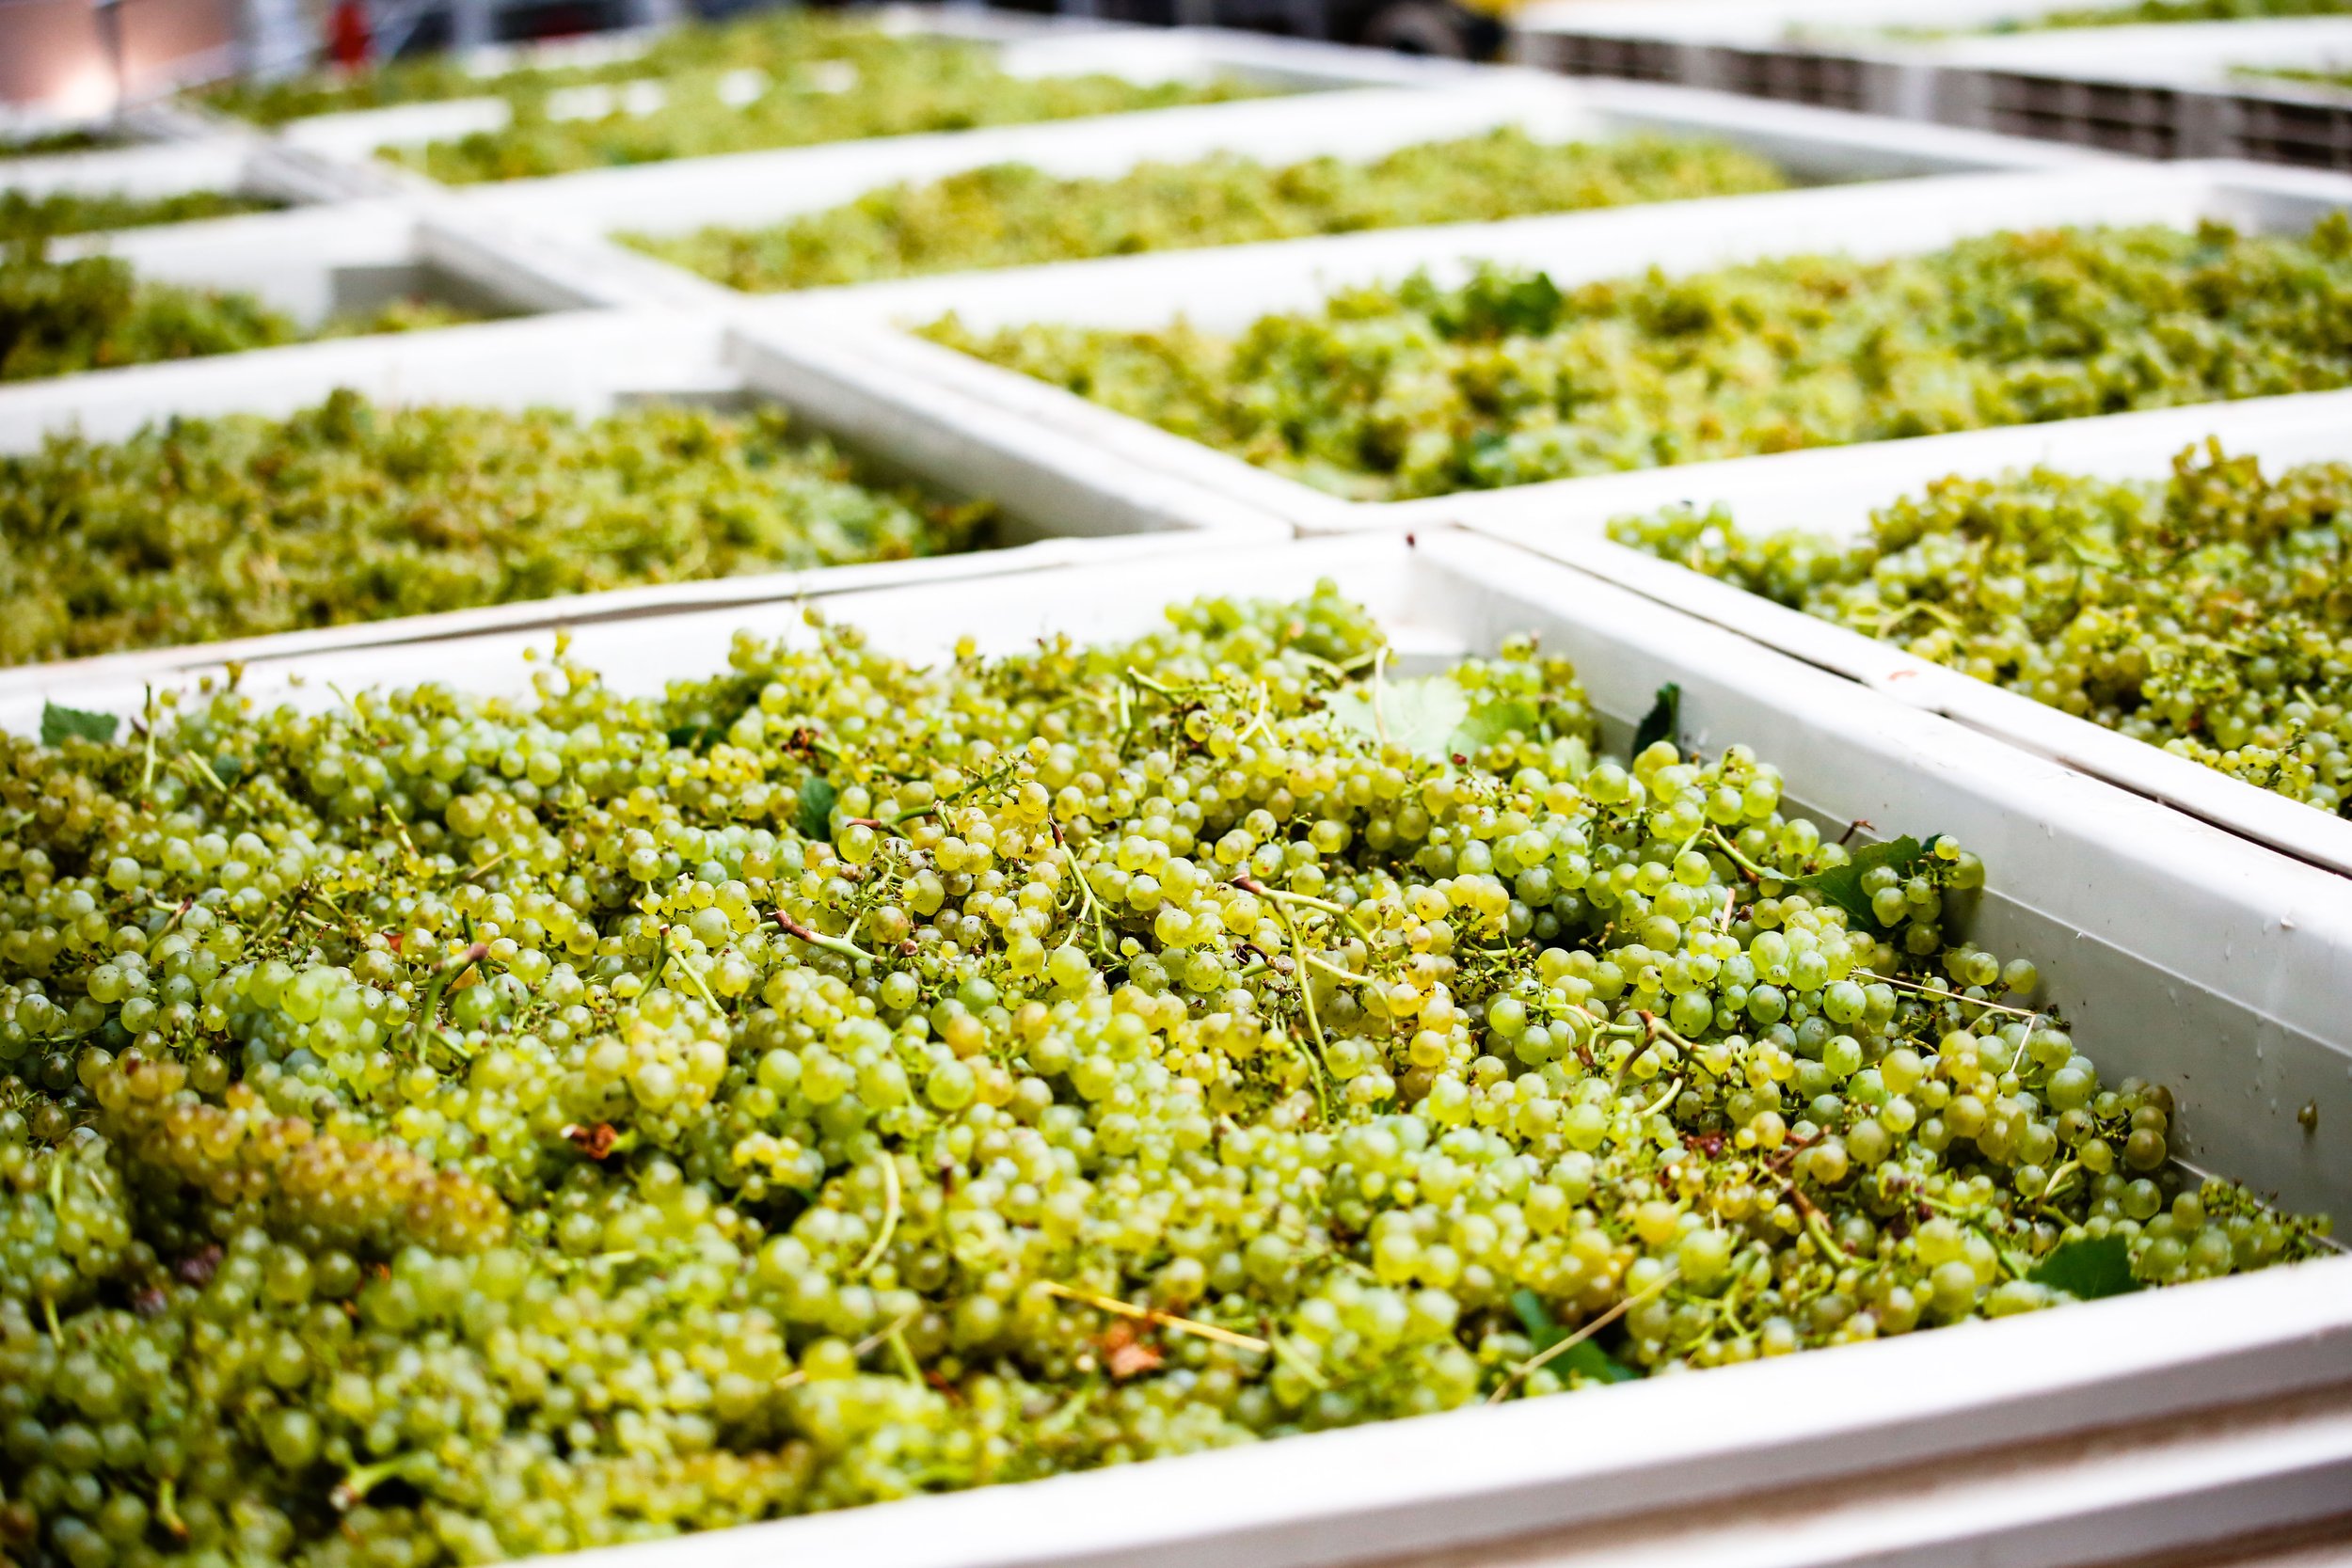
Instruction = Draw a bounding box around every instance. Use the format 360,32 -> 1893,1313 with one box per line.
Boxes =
1488,1268 -> 1678,1403
1037,1280 -> 1269,1352
1635,1075 -> 1684,1120
1232,876 -> 1373,940
1705,827 -> 1782,884
1851,969 -> 2042,1022
771,908 -> 872,964
1299,951 -> 1375,987
136,685 -> 158,801
850,1152 -> 900,1277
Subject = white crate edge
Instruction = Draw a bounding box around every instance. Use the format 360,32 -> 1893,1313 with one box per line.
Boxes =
1449,388 -> 2352,879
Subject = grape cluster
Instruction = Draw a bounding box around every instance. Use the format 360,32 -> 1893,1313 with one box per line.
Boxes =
626,131 -> 1788,293
0,389 -> 990,668
926,217 -> 2352,502
1611,444 -> 2352,814
0,192 -> 277,245
0,586 -> 2320,1566
0,245 -> 482,384
372,18 -> 1270,186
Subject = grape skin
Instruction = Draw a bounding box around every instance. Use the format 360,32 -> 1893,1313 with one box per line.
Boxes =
1610,445 -> 2352,815
0,588 -> 2323,1567
0,391 -> 990,667
625,132 -> 1788,293
925,219 -> 2352,501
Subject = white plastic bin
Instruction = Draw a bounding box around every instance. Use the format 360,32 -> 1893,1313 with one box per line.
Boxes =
722,160 -> 2352,536
7,526 -> 2346,1568
1453,388 -> 2352,880
0,308 -> 1282,701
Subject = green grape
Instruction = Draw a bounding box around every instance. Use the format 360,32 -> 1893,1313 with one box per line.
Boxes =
0,242 -> 490,382
0,586 -> 2322,1568
1611,442 -> 2352,815
247,14 -> 1281,185
625,131 -> 1788,293
925,216 -> 2352,502
0,389 -> 992,666
0,190 -> 278,243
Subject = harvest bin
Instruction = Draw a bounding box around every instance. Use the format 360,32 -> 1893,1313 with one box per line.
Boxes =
27,197 -> 627,358
723,159 -> 2352,536
4,529 -> 2346,1566
252,8 -> 1482,196
0,308 -> 1282,701
1451,388 -> 2352,883
434,68 -> 2106,314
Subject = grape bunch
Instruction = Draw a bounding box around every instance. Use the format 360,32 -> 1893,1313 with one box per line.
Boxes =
626,131 -> 1788,293
0,192 -> 277,245
1610,444 -> 2352,814
0,244 -> 481,384
926,217 -> 2352,501
0,390 -> 991,668
0,587 -> 2321,1568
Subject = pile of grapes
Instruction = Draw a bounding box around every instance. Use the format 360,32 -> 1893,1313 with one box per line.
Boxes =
925,218 -> 2352,501
0,584 -> 2319,1566
626,131 -> 1788,293
0,192 -> 276,244
0,390 -> 990,668
0,246 -> 479,384
356,19 -> 1271,185
1611,444 -> 2352,815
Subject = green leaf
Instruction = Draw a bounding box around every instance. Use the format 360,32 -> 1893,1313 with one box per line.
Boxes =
1328,675 -> 1539,764
1510,1287 -> 1557,1340
1631,682 -> 1680,761
1449,696 -> 1542,760
795,776 -> 838,843
1327,673 -> 1467,759
1795,834 -> 1931,930
1508,1288 -> 1638,1385
40,702 -> 118,746
2029,1234 -> 2142,1301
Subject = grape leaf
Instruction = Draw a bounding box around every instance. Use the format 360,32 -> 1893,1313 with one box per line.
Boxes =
795,776 -> 838,842
1794,834 -> 1931,929
40,702 -> 118,746
1450,697 -> 1543,759
1327,675 -> 1538,763
2028,1234 -> 2141,1301
1508,1288 -> 1639,1385
1631,682 -> 1680,761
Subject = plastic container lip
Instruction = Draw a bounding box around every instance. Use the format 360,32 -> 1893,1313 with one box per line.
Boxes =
1452,387 -> 2352,882
16,525 -> 2346,1568
0,308 -> 1284,699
